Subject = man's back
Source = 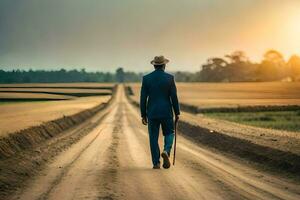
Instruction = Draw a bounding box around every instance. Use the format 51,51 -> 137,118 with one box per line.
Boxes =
140,55 -> 180,169
140,69 -> 180,119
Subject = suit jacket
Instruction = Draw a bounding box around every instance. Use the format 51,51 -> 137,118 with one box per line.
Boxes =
140,69 -> 180,119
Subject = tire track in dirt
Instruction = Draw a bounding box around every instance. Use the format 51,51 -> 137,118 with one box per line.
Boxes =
11,85 -> 300,200
96,109 -> 123,200
1,105 -> 112,200
12,88 -> 126,200
124,85 -> 300,200
37,126 -> 107,200
0,87 -> 117,199
117,99 -> 235,200
11,106 -> 118,200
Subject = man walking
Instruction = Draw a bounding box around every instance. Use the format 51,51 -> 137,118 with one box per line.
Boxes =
140,55 -> 180,169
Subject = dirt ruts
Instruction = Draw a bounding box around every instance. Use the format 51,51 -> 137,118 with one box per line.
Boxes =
178,120 -> 300,175
9,85 -> 300,200
97,114 -> 122,200
0,86 -> 117,199
0,97 -> 114,159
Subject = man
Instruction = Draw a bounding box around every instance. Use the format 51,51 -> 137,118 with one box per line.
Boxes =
140,55 -> 180,169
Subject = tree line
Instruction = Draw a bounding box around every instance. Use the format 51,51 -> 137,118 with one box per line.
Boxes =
173,50 -> 300,82
191,50 -> 300,82
1,49 -> 300,83
0,68 -> 142,83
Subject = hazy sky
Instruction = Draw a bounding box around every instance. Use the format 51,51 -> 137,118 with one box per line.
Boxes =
1,0 -> 300,72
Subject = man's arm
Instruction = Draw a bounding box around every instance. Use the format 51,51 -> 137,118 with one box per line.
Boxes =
140,77 -> 148,121
170,76 -> 180,118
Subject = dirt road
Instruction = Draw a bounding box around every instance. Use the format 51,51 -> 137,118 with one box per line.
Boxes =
12,86 -> 300,200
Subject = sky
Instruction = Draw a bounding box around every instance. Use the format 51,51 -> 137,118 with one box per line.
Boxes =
1,0 -> 300,72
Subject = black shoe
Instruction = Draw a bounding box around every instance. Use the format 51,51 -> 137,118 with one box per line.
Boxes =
153,163 -> 160,169
161,151 -> 171,169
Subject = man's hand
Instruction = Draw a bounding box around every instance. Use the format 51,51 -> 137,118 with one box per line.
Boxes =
175,115 -> 180,122
142,117 -> 148,125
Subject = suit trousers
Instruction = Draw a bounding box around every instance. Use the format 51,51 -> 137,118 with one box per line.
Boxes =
147,118 -> 174,166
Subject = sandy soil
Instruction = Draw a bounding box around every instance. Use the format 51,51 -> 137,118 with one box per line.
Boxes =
129,82 -> 300,107
0,96 -> 110,137
11,86 -> 300,200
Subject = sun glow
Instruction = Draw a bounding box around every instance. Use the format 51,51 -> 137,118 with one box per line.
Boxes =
285,11 -> 300,37
282,9 -> 300,56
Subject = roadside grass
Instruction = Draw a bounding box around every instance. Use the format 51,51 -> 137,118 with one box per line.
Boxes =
205,110 -> 300,132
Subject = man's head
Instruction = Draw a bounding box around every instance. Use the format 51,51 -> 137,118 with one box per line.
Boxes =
154,64 -> 165,70
151,56 -> 169,70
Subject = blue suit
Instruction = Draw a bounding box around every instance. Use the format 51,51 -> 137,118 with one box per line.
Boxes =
140,69 -> 180,166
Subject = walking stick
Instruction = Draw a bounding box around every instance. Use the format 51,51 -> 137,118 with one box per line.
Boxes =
173,117 -> 179,166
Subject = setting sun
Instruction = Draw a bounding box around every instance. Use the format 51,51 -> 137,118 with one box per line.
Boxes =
284,10 -> 300,53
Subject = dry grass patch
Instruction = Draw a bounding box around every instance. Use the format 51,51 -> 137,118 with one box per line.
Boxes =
177,82 -> 300,107
0,96 -> 110,137
128,82 -> 300,108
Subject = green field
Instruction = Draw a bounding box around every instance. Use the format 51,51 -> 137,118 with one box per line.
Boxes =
205,110 -> 300,132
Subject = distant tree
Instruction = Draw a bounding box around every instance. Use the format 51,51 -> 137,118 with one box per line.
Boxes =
225,51 -> 257,82
287,55 -> 300,81
123,71 -> 142,82
263,50 -> 285,64
256,50 -> 286,81
22,76 -> 31,83
200,58 -> 228,82
115,67 -> 125,83
0,68 -> 117,83
208,57 -> 228,68
174,71 -> 198,82
103,72 -> 113,82
225,51 -> 248,64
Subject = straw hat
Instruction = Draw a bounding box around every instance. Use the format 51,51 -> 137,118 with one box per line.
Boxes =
151,55 -> 169,65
